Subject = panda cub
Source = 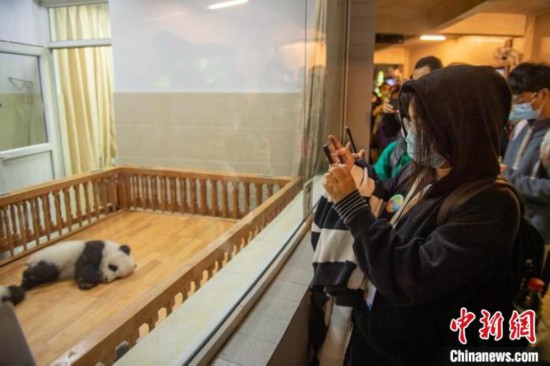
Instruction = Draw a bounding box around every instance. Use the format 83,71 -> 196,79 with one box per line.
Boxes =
21,240 -> 136,291
0,285 -> 25,305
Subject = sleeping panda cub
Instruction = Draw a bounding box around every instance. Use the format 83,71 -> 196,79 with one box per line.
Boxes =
22,240 -> 136,291
0,285 -> 25,305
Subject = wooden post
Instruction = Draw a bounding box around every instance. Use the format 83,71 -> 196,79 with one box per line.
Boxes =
221,181 -> 228,218
190,179 -> 197,215
231,182 -> 239,219
200,179 -> 207,215
210,179 -> 218,217
244,183 -> 250,215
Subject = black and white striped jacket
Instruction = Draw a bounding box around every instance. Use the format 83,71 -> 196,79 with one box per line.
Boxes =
309,162 -> 384,365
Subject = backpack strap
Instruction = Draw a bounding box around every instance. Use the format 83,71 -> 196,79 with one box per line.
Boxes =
437,176 -> 524,226
438,177 -> 550,292
436,177 -> 500,226
395,162 -> 414,189
389,139 -> 406,169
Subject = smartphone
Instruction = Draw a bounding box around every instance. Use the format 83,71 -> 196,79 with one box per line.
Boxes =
390,99 -> 399,112
325,141 -> 346,164
322,143 -> 335,165
345,126 -> 357,153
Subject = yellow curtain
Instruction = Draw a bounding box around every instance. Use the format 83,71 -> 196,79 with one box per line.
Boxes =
51,5 -> 116,176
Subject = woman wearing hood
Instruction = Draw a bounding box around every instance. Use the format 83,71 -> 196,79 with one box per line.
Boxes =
323,65 -> 521,364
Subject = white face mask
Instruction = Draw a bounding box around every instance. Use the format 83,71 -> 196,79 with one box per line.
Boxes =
509,92 -> 542,123
405,127 -> 447,168
509,102 -> 542,124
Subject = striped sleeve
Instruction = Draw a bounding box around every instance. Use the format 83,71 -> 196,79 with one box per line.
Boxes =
333,190 -> 370,224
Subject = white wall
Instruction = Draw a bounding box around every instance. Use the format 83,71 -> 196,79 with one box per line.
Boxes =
0,0 -> 48,46
110,0 -> 316,93
110,0 -> 322,176
406,36 -> 519,73
525,11 -> 550,62
374,45 -> 407,66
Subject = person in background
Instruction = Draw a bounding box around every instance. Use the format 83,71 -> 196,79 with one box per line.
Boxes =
502,62 -> 550,246
373,131 -> 411,182
323,65 -> 521,364
373,84 -> 402,153
381,56 -> 443,116
369,91 -> 383,162
411,55 -> 444,80
370,91 -> 382,133
501,61 -> 550,364
378,81 -> 391,99
499,74 -> 533,158
540,129 -> 550,178
370,82 -> 391,162
374,56 -> 443,181
388,64 -> 404,85
500,113 -> 528,159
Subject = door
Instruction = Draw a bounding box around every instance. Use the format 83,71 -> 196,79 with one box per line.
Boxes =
0,44 -> 61,194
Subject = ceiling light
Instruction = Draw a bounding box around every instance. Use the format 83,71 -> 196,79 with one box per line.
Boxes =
208,0 -> 248,10
420,35 -> 447,41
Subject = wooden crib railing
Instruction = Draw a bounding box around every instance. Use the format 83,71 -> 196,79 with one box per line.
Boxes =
0,166 -> 295,266
118,167 -> 288,219
0,168 -> 121,263
0,166 -> 301,365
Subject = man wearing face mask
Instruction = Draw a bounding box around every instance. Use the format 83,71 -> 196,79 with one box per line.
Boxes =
502,62 -> 550,246
500,97 -> 529,158
508,99 -> 530,137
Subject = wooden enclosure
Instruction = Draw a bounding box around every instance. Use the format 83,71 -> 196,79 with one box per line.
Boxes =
0,166 -> 301,365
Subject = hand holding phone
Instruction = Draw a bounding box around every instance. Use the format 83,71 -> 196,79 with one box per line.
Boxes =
323,137 -> 351,166
390,99 -> 399,112
322,143 -> 335,165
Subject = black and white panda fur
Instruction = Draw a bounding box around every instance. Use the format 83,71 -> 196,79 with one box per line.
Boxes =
0,285 -> 25,305
1,240 -> 135,305
22,240 -> 135,290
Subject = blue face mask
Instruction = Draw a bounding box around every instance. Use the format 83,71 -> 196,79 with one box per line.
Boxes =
509,101 -> 542,124
405,128 -> 447,168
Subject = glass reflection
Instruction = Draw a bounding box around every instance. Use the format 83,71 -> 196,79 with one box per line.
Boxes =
0,52 -> 47,151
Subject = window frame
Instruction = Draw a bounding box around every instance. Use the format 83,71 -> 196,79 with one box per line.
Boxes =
0,43 -> 59,161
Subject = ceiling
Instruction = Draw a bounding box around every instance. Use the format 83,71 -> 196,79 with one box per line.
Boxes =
375,0 -> 550,38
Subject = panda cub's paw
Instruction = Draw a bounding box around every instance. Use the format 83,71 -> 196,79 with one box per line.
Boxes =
76,265 -> 101,290
0,285 -> 25,305
77,281 -> 96,290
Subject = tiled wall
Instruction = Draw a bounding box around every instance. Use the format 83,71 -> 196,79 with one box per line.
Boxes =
114,92 -> 302,176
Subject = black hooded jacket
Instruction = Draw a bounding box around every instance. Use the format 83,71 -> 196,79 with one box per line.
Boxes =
334,66 -> 521,365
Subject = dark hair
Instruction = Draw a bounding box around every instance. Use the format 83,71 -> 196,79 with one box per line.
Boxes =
507,62 -> 550,94
390,84 -> 401,99
414,56 -> 443,72
399,65 -> 511,196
